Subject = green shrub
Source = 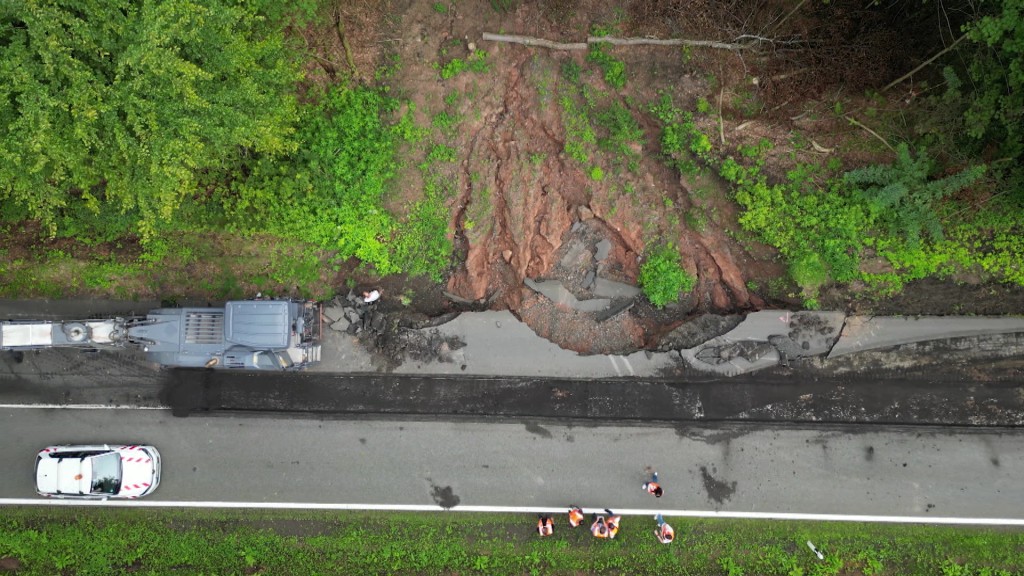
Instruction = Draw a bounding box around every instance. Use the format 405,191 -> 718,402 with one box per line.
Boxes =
595,102 -> 644,159
560,95 -> 596,164
789,252 -> 829,293
639,244 -> 695,308
561,60 -> 582,84
438,58 -> 466,80
586,42 -> 626,89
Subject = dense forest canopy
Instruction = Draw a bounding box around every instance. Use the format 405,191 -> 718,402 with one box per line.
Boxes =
0,0 -> 304,239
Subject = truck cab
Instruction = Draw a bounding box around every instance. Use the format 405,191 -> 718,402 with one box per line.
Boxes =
127,300 -> 322,370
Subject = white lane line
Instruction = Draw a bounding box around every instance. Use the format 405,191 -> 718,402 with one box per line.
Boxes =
1,499 -> 1022,526
620,356 -> 636,376
0,404 -> 167,410
607,356 -> 622,376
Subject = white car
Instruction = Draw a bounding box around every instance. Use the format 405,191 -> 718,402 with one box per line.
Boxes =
35,444 -> 161,499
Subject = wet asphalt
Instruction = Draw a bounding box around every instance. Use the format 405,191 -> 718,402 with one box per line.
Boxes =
2,299 -> 1023,427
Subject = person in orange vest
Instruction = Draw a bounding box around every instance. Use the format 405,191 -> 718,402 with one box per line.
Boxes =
643,467 -> 664,498
604,509 -> 622,539
654,513 -> 675,544
537,515 -> 554,537
536,512 -> 552,537
568,506 -> 585,528
590,513 -> 609,538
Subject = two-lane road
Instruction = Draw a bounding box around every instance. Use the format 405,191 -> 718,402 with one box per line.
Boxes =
1,407 -> 1021,523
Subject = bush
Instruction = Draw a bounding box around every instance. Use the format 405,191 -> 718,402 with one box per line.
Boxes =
586,42 -> 626,89
639,244 -> 695,308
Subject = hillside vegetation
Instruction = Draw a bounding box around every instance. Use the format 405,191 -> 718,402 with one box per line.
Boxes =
1,0 -> 1022,312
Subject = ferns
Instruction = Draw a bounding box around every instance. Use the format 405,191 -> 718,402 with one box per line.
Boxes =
844,143 -> 986,246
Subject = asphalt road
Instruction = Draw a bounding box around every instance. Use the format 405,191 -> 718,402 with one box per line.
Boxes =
3,407 -> 1021,521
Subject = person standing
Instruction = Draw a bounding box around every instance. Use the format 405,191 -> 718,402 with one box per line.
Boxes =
643,466 -> 664,498
654,513 -> 675,544
604,509 -> 622,539
361,289 -> 381,304
568,506 -> 585,528
590,513 -> 609,539
537,515 -> 554,537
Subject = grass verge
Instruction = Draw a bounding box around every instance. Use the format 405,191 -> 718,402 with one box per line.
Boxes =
1,507 -> 1021,575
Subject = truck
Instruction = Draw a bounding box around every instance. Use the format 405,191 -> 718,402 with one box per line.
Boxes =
1,300 -> 322,370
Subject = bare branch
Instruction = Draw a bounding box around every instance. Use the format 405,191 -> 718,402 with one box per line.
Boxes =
769,0 -> 809,35
882,33 -> 967,93
481,33 -> 587,50
481,32 -> 750,51
587,36 -> 748,50
844,115 -> 895,153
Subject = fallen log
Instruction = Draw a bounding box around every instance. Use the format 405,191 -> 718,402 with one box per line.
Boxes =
481,32 -> 748,51
481,33 -> 586,50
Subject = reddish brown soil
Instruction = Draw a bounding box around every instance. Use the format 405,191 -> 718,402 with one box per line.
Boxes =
375,0 -> 791,353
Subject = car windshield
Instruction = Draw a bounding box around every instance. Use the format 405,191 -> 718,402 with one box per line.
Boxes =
89,452 -> 121,494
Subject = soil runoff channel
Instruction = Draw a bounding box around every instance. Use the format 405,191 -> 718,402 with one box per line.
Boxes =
1,407 -> 1023,525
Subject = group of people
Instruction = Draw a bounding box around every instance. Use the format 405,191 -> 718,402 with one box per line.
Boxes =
536,469 -> 675,544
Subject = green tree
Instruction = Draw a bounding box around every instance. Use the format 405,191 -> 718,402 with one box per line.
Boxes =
962,0 -> 1024,165
0,0 -> 301,238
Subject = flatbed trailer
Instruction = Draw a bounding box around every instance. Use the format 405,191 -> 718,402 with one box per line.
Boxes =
1,300 -> 322,370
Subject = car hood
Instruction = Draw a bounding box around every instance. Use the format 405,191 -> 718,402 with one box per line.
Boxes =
36,457 -> 91,496
117,446 -> 159,497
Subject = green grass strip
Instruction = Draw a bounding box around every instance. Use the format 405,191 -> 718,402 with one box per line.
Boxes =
1,507 -> 1022,575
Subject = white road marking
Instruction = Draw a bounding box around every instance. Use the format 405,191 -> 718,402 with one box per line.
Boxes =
620,356 -> 636,376
1,499 -> 1023,526
607,356 -> 622,376
0,404 -> 166,410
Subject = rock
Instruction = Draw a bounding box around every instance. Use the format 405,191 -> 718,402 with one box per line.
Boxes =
467,41 -> 476,51
577,205 -> 594,220
323,305 -> 346,323
344,309 -> 362,325
330,318 -> 350,332
502,249 -> 513,262
594,239 -> 612,261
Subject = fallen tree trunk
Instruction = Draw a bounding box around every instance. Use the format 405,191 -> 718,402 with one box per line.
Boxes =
482,32 -> 748,51
586,36 -> 747,50
481,33 -> 587,50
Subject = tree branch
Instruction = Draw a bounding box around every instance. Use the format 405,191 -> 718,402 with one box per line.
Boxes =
481,32 -> 749,51
586,36 -> 748,50
335,11 -> 358,78
481,33 -> 587,50
768,0 -> 809,36
844,115 -> 895,153
882,33 -> 967,93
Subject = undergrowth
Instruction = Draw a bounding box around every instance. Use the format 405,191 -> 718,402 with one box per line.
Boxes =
0,508 -> 1020,575
648,93 -> 1016,304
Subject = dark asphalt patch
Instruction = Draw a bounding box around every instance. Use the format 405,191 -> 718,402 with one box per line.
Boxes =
155,369 -> 1024,428
699,465 -> 737,505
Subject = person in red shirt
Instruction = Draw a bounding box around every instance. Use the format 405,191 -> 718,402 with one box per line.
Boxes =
604,509 -> 622,539
655,513 -> 675,544
643,468 -> 664,498
568,506 -> 585,528
537,515 -> 554,537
